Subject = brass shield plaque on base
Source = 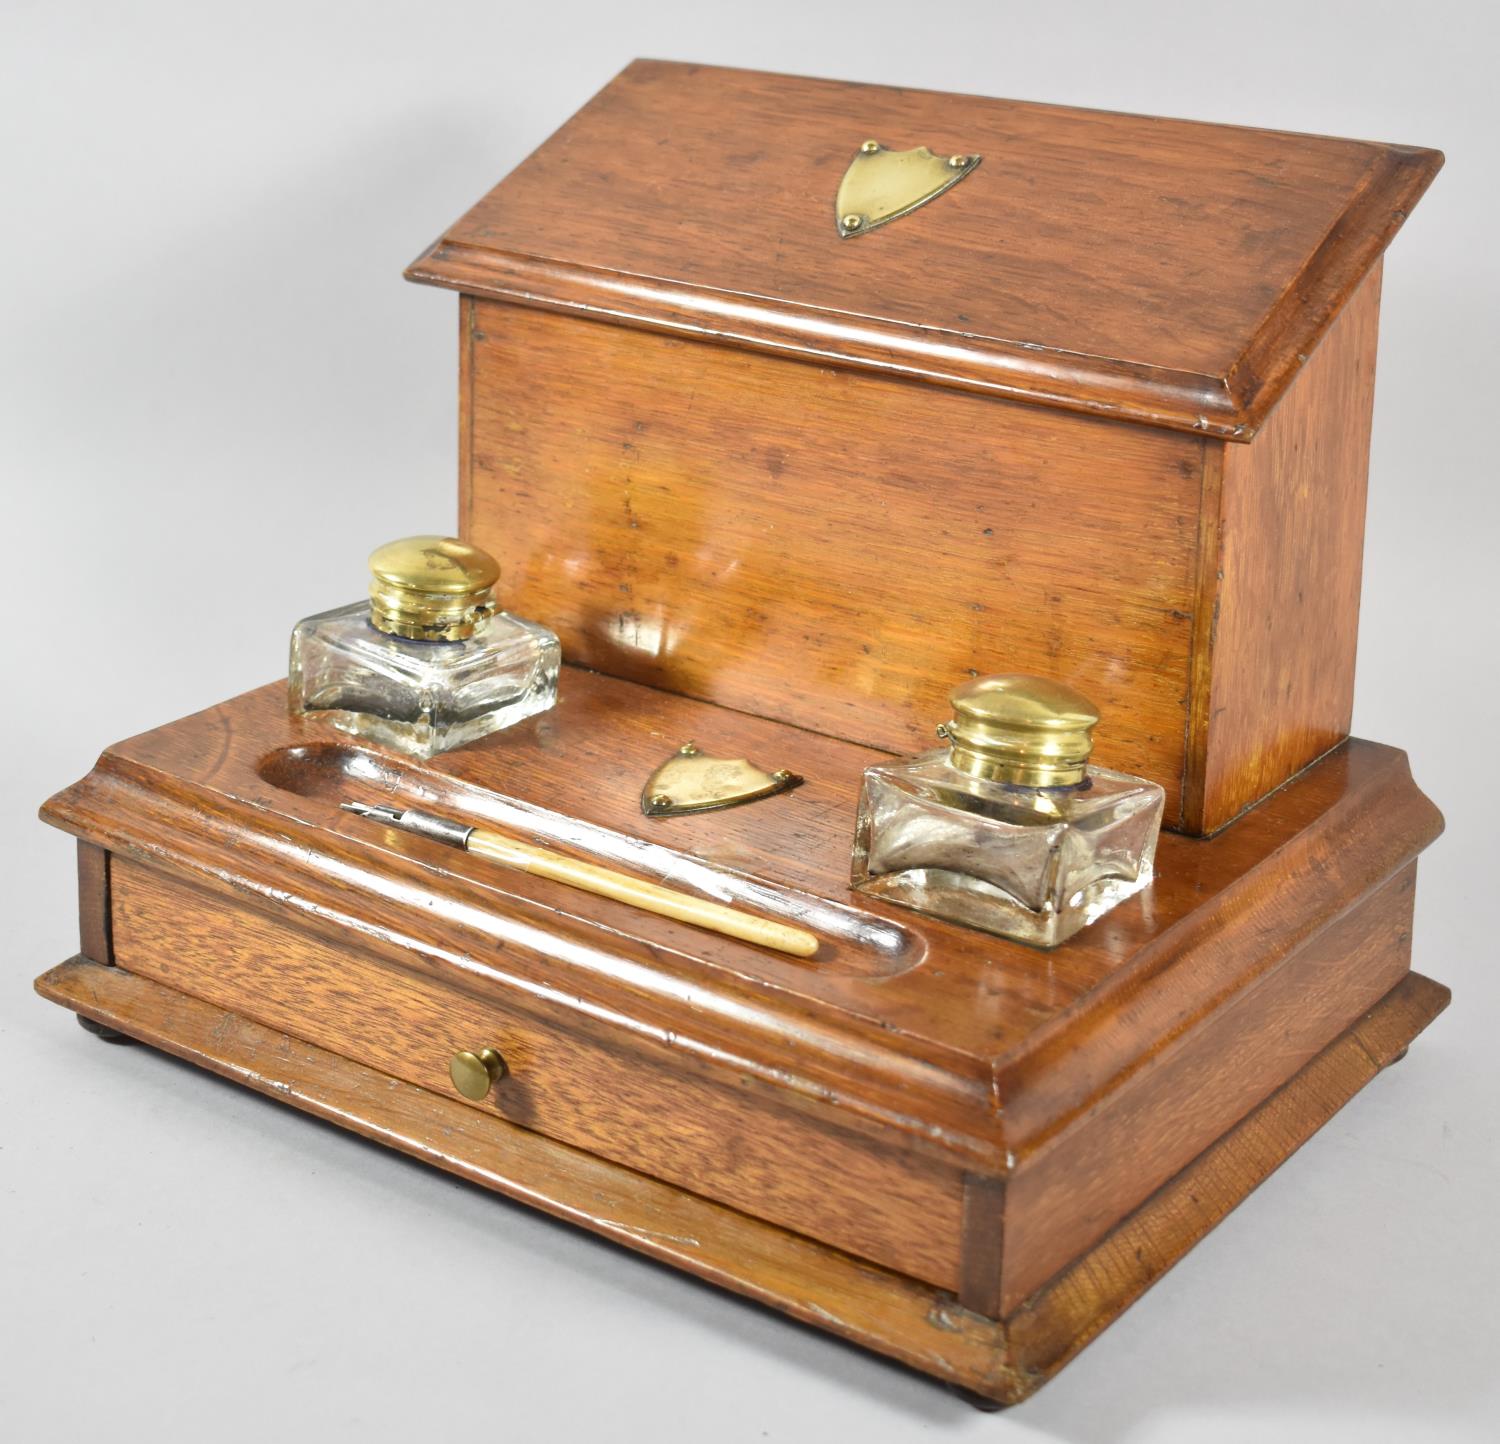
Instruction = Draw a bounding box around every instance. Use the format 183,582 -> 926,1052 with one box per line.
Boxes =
641,743 -> 802,817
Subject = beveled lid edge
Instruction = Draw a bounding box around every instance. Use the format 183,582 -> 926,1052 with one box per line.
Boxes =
1224,142 -> 1444,435
404,62 -> 1443,443
405,239 -> 1249,439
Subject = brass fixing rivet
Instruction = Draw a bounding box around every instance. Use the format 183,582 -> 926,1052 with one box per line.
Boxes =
948,154 -> 969,168
860,139 -> 880,153
773,769 -> 794,781
651,793 -> 672,808
679,742 -> 699,755
841,213 -> 863,230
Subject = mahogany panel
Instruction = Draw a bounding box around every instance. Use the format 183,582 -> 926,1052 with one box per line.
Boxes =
1188,265 -> 1383,833
109,856 -> 964,1289
465,300 -> 1205,815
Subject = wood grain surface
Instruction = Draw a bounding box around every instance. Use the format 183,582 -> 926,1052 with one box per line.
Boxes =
465,298 -> 1204,818
458,222 -> 1389,837
35,956 -> 1450,1405
31,62 -> 1452,1400
461,281 -> 1384,836
38,673 -> 1445,1322
410,60 -> 1441,439
421,64 -> 1441,835
39,676 -> 1442,1146
109,856 -> 965,1288
75,840 -> 111,965
990,862 -> 1418,1313
1187,266 -> 1383,832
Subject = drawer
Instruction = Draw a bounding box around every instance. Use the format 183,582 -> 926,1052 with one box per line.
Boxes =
109,856 -> 965,1289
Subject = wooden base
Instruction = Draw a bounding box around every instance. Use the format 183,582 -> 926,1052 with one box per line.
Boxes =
37,956 -> 1447,1407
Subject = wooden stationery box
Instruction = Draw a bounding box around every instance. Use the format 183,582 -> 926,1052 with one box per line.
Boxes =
35,63 -> 1449,1408
408,59 -> 1442,835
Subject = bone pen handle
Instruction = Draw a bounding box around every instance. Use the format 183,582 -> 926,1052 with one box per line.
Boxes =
465,828 -> 819,958
340,802 -> 819,959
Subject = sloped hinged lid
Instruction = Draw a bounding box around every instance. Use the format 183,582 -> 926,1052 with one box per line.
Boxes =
407,60 -> 1442,440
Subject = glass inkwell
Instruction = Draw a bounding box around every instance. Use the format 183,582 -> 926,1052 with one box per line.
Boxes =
852,674 -> 1164,947
289,535 -> 560,758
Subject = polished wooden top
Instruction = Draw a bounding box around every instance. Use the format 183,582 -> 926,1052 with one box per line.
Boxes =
41,667 -> 1440,1165
407,59 -> 1441,437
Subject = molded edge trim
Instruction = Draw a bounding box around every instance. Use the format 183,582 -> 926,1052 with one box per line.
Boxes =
39,760 -> 1001,1170
404,141 -> 1439,443
34,958 -> 1449,1404
991,743 -> 1444,1155
406,242 -> 1244,438
1226,146 -> 1442,435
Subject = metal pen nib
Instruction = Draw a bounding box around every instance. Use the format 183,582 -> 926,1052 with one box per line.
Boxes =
341,801 -> 474,848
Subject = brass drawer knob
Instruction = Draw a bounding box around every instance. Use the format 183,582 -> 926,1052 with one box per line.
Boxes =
450,1046 -> 507,1100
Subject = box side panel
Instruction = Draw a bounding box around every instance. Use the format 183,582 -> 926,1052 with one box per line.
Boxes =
993,860 -> 1416,1314
1188,264 -> 1382,834
76,840 -> 112,965
465,302 -> 1204,820
109,857 -> 965,1290
999,969 -> 1448,1385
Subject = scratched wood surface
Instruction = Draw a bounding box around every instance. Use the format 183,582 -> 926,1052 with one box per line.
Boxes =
463,272 -> 1385,834
411,59 -> 1441,438
110,855 -> 965,1288
989,862 -> 1418,1313
39,673 -> 1445,1319
431,63 -> 1435,834
465,299 -> 1204,821
1188,266 -> 1384,832
35,957 -> 1449,1404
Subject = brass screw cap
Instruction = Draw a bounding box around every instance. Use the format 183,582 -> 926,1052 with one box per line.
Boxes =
939,674 -> 1099,786
367,536 -> 500,641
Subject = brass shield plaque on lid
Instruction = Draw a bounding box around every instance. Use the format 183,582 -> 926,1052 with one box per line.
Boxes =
836,140 -> 981,237
641,742 -> 802,818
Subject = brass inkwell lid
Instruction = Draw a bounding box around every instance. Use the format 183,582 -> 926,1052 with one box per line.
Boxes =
367,536 -> 500,641
938,675 -> 1099,787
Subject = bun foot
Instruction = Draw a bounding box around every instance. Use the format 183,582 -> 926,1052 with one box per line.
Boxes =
946,1383 -> 1007,1412
77,1013 -> 133,1044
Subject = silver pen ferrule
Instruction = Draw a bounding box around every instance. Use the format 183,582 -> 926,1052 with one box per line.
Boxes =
342,801 -> 473,849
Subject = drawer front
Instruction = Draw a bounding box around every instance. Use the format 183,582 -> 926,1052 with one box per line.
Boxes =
110,857 -> 963,1289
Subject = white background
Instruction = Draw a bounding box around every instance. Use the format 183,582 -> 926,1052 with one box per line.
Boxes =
3,2 -> 1497,1440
